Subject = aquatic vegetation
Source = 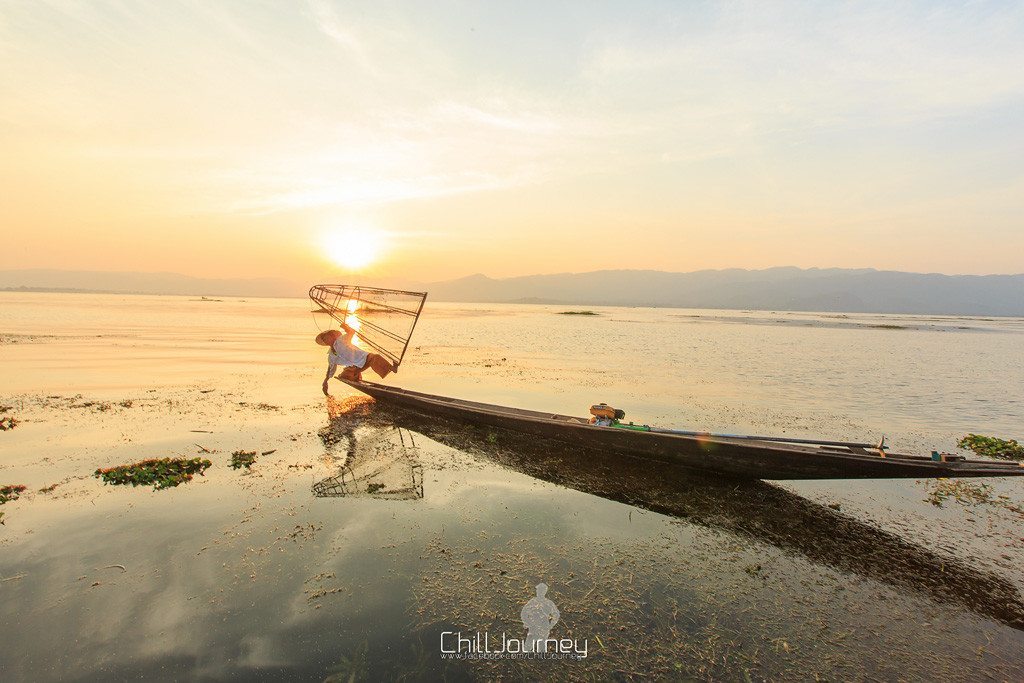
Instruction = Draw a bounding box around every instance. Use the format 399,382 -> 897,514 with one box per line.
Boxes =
230,450 -> 257,469
367,482 -> 386,494
324,641 -> 369,682
94,457 -> 212,490
0,485 -> 27,504
73,401 -> 112,412
557,310 -> 599,315
0,404 -> 18,430
237,402 -> 280,411
926,479 -> 1024,516
412,534 -> 783,680
957,434 -> 1024,461
38,483 -> 59,493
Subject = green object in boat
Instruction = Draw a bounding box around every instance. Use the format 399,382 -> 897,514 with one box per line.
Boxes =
610,421 -> 651,432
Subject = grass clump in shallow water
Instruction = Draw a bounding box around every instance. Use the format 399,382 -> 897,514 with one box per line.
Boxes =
230,450 -> 257,469
557,310 -> 599,316
95,457 -> 211,490
926,479 -> 1024,516
957,434 -> 1024,461
0,484 -> 27,503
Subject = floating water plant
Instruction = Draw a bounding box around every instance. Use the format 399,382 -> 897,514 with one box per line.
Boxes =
557,310 -> 598,315
230,450 -> 257,469
95,457 -> 211,490
0,484 -> 27,504
926,479 -> 1024,516
957,434 -> 1024,461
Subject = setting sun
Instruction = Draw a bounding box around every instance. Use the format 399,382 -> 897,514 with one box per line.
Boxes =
322,226 -> 386,270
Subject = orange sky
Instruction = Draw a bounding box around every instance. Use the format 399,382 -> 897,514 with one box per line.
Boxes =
2,1 -> 1023,282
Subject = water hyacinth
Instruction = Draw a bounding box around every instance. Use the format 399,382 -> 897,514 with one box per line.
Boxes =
957,434 -> 1024,461
230,451 -> 257,470
0,484 -> 27,504
94,457 -> 212,490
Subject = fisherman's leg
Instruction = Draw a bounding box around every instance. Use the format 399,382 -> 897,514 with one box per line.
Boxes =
365,353 -> 393,379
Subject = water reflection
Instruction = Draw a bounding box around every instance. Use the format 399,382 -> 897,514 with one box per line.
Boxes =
316,396 -> 424,500
335,401 -> 1024,632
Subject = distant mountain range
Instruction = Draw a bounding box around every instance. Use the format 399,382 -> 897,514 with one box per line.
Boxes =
412,268 -> 1024,316
2,267 -> 1023,316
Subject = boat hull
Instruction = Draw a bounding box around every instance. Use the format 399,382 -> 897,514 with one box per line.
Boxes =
340,380 -> 1024,480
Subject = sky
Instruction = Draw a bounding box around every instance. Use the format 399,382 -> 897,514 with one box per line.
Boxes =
1,0 -> 1023,283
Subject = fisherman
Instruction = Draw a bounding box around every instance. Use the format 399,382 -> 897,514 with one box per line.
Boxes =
316,324 -> 394,395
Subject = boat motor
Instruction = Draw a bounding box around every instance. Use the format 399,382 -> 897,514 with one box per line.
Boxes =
589,403 -> 625,427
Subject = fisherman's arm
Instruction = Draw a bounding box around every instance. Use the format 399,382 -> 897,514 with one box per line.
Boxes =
323,359 -> 337,395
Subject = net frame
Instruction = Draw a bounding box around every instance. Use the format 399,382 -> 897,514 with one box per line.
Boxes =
309,284 -> 427,368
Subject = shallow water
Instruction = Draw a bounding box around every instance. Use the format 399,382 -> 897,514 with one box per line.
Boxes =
1,292 -> 1023,680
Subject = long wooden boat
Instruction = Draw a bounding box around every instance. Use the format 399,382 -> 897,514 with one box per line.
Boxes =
341,379 -> 1024,480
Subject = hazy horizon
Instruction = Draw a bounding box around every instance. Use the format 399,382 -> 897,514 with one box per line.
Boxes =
4,265 -> 1023,316
3,262 -> 1024,284
3,2 -> 1023,283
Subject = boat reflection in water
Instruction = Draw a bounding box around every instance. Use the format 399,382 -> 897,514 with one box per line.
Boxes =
318,395 -> 1024,631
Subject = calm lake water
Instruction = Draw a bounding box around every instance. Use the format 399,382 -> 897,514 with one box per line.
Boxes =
1,292 -> 1023,680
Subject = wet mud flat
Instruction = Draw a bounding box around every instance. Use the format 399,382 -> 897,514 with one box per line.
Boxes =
1,385 -> 1024,681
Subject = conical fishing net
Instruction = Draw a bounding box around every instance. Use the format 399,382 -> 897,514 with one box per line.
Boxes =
310,285 -> 427,368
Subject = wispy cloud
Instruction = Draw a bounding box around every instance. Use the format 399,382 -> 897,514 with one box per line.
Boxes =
304,0 -> 376,73
581,3 -> 1024,127
4,1 -> 1024,276
227,170 -> 514,214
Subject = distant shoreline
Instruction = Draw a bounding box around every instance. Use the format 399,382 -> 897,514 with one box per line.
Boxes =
3,286 -> 1023,319
0,286 -> 304,300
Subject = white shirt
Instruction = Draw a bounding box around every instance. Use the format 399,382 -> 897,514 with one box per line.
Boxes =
325,331 -> 369,380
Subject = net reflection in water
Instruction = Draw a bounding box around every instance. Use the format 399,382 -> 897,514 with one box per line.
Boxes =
314,427 -> 424,500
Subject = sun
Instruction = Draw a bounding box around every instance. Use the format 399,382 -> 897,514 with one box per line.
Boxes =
323,225 -> 386,270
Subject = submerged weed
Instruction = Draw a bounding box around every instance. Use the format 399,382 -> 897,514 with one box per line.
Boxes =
926,478 -> 1024,516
